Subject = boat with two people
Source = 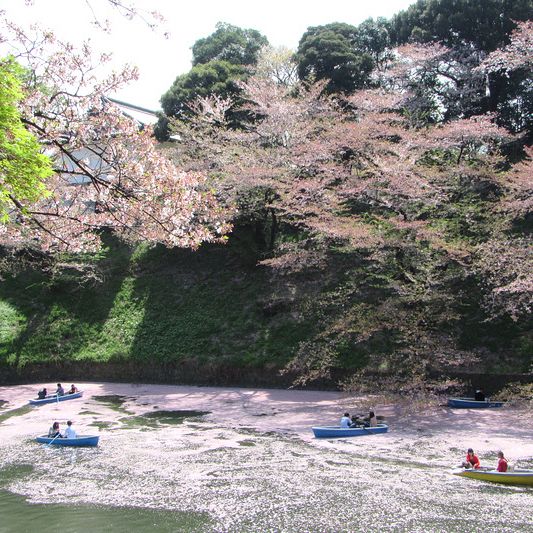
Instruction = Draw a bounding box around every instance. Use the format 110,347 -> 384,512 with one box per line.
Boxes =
35,434 -> 99,447
452,467 -> 533,486
312,424 -> 389,438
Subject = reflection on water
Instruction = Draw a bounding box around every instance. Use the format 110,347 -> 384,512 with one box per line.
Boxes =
0,490 -> 211,533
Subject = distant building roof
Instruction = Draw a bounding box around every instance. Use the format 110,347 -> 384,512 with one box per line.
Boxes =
103,97 -> 159,126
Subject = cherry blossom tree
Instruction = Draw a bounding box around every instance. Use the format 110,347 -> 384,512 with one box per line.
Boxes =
169,41 -> 531,383
0,18 -> 231,253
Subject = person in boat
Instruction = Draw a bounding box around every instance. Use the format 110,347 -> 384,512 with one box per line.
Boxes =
63,420 -> 77,439
367,410 -> 378,427
56,383 -> 65,396
68,384 -> 78,394
340,412 -> 351,428
463,448 -> 481,469
474,389 -> 486,402
496,451 -> 508,472
37,387 -> 47,400
349,414 -> 364,428
48,421 -> 62,438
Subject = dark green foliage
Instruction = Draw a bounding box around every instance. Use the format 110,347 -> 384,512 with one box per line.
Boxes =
353,17 -> 393,70
490,69 -> 533,136
156,60 -> 247,140
296,23 -> 375,93
191,22 -> 268,66
390,0 -> 533,52
160,60 -> 247,118
157,23 -> 268,141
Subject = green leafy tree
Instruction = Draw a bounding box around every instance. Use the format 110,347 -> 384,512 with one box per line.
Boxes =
157,23 -> 269,140
0,56 -> 52,223
191,22 -> 268,66
390,0 -> 533,52
156,60 -> 247,140
296,23 -> 374,93
354,17 -> 393,70
160,60 -> 247,118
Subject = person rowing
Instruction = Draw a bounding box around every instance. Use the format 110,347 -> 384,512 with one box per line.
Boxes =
48,421 -> 62,438
349,414 -> 364,428
63,420 -> 77,439
474,389 -> 486,402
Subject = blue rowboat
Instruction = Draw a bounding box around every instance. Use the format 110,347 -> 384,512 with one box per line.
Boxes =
447,397 -> 504,408
29,391 -> 83,405
312,424 -> 388,438
452,468 -> 533,486
35,435 -> 99,447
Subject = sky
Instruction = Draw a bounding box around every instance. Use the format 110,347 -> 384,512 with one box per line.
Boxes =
1,0 -> 416,111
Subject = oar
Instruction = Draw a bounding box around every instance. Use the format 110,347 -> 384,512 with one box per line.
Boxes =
45,433 -> 62,447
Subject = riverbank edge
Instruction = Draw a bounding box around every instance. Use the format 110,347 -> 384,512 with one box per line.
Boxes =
0,361 -> 531,393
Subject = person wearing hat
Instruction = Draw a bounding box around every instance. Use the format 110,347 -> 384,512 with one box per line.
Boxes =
463,448 -> 481,469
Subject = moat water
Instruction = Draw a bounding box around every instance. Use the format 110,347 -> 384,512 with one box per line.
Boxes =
0,383 -> 531,532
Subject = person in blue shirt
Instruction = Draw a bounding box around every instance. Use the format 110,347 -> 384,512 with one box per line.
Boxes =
340,412 -> 351,428
56,383 -> 65,396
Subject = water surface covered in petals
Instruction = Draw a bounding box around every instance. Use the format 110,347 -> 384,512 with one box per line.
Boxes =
0,383 -> 531,532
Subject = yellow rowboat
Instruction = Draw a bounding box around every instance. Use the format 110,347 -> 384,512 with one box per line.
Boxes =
452,468 -> 533,486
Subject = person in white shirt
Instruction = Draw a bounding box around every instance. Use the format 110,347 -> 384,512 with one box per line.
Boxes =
64,420 -> 77,439
340,412 -> 351,428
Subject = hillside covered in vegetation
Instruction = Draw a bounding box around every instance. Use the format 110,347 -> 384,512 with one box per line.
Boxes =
0,0 -> 531,389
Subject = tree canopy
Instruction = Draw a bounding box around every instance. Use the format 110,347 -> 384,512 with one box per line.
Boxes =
0,56 -> 53,224
191,22 -> 268,66
157,23 -> 268,140
160,60 -> 247,120
390,0 -> 533,52
296,22 -> 374,93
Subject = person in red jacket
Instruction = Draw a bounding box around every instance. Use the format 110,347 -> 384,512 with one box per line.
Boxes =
463,448 -> 481,469
496,451 -> 508,472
